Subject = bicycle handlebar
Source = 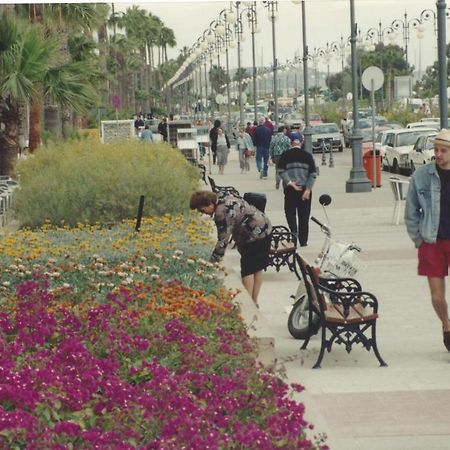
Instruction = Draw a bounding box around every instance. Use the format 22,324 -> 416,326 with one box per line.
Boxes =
311,216 -> 331,236
310,216 -> 324,228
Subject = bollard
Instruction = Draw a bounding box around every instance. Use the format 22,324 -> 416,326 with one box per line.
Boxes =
135,195 -> 145,232
321,139 -> 327,166
328,141 -> 334,168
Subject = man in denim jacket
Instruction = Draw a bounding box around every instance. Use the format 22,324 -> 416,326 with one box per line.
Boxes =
405,128 -> 450,351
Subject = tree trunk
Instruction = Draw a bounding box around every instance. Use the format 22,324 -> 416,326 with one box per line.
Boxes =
28,92 -> 42,152
0,98 -> 20,177
44,105 -> 62,140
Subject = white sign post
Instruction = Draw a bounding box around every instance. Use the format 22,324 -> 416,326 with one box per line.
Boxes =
362,66 -> 384,188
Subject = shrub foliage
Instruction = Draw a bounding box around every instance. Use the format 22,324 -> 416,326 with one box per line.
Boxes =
12,140 -> 200,227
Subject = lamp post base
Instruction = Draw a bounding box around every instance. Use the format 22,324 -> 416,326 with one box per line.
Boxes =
346,168 -> 372,192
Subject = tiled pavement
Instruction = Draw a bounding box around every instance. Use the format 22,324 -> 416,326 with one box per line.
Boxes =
209,148 -> 450,449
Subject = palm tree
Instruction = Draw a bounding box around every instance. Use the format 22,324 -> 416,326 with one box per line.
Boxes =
0,13 -> 56,175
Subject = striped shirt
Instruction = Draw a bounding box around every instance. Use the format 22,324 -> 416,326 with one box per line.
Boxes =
277,146 -> 317,190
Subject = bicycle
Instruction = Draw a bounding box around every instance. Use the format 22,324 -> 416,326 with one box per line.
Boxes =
287,194 -> 363,339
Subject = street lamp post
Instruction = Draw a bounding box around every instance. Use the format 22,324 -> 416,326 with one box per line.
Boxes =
391,12 -> 422,66
263,1 -> 279,126
346,0 -> 371,193
330,36 -> 348,72
292,1 -> 312,154
241,2 -> 259,123
437,0 -> 448,129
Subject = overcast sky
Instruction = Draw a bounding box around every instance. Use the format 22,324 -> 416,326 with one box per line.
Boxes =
115,0 -> 443,77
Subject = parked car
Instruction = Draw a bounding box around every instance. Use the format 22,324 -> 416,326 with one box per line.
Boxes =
283,113 -> 303,130
409,131 -> 437,173
406,121 -> 440,130
382,128 -> 437,175
310,122 -> 344,153
309,113 -> 322,126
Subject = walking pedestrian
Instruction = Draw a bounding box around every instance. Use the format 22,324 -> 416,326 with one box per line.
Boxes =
157,117 -> 168,142
190,190 -> 272,308
405,128 -> 450,352
209,119 -> 221,165
253,119 -> 272,179
269,126 -> 291,189
236,127 -> 254,173
216,128 -> 230,175
277,132 -> 317,247
140,125 -> 153,143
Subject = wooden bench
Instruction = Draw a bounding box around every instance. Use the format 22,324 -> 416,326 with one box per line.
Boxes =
267,225 -> 300,278
296,254 -> 387,369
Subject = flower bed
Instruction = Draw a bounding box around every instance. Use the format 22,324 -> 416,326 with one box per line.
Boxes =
0,215 -> 328,449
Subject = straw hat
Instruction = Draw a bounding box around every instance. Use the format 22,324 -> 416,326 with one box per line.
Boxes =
432,128 -> 450,147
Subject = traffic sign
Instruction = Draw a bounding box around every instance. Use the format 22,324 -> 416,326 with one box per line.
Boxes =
362,66 -> 384,92
112,94 -> 121,109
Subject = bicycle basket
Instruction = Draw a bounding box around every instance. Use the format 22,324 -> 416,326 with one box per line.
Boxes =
319,241 -> 362,278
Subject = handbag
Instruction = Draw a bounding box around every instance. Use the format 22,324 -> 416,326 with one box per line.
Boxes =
244,148 -> 252,157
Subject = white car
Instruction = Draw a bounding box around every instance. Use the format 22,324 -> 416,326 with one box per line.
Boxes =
406,121 -> 440,130
382,128 -> 437,175
409,131 -> 437,173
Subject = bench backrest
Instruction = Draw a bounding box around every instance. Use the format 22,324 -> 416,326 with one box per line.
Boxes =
295,254 -> 326,313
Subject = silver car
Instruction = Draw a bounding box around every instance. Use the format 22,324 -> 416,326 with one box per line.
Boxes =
311,123 -> 344,153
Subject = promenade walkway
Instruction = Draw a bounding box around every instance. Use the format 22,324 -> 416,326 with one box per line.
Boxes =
212,148 -> 450,450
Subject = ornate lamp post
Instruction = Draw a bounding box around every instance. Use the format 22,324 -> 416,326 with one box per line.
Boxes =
263,1 -> 279,126
240,2 -> 259,123
391,12 -> 422,66
217,8 -> 237,133
346,0 -> 371,193
291,0 -> 312,154
329,36 -> 349,72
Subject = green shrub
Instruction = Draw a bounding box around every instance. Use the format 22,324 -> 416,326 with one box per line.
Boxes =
13,140 -> 200,228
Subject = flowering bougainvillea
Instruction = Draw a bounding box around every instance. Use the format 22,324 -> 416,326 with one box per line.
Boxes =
0,215 -> 328,449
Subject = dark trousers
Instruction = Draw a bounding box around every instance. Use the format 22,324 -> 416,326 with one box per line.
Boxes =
284,188 -> 312,246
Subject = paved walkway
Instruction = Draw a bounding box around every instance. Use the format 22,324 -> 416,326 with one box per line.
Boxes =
209,148 -> 450,449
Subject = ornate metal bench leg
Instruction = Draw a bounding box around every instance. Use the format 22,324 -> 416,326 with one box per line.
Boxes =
371,323 -> 388,367
312,327 -> 327,369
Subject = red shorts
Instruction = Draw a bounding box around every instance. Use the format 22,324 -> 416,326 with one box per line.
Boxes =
418,240 -> 450,277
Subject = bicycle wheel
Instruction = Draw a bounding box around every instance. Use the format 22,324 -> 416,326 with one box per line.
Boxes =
287,294 -> 320,340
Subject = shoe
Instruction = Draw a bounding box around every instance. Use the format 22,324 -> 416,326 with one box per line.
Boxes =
443,330 -> 450,352
300,243 -> 308,247
275,182 -> 280,189
259,171 -> 263,179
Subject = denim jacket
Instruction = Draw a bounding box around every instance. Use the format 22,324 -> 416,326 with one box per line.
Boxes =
404,163 -> 441,248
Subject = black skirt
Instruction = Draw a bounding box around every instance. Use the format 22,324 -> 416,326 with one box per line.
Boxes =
238,236 -> 271,277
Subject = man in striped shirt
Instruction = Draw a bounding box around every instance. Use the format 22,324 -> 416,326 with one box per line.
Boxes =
277,133 -> 317,247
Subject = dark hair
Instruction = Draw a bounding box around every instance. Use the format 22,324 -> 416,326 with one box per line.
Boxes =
213,119 -> 221,128
144,125 -> 149,130
189,191 -> 218,210
278,126 -> 285,133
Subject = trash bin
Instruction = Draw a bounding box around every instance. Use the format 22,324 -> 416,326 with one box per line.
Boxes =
243,192 -> 267,212
363,148 -> 381,187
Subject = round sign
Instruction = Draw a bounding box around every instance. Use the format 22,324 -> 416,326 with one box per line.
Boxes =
112,94 -> 120,109
215,94 -> 225,105
362,66 -> 384,91
346,92 -> 353,101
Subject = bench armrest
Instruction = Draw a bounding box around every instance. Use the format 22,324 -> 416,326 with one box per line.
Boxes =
317,281 -> 379,316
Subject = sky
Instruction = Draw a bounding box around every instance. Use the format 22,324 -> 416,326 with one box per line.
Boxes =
115,0 -> 443,77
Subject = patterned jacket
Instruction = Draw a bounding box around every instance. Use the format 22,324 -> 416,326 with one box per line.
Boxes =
269,132 -> 291,158
211,192 -> 272,262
